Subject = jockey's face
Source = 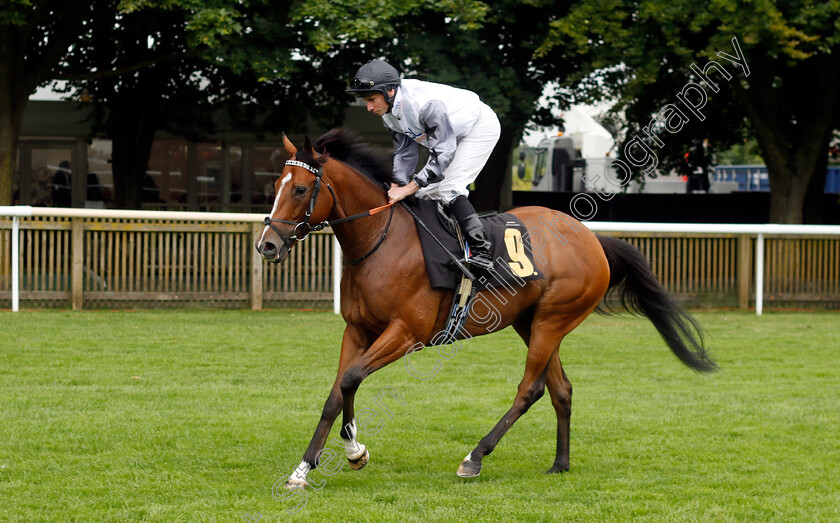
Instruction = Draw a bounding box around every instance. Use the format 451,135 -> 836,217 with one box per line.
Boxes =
363,91 -> 392,116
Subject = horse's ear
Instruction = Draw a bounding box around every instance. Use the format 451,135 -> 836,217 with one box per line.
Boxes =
303,136 -> 319,157
283,133 -> 297,156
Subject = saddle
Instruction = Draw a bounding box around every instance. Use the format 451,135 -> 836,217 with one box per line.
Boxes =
401,197 -> 544,292
400,197 -> 544,346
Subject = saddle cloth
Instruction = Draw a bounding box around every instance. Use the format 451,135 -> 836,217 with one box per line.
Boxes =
402,197 -> 544,291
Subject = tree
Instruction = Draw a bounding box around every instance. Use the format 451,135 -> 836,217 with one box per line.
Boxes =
0,1 -> 105,205
0,0 -> 241,207
57,4 -> 210,208
2,1 -> 590,212
51,1 -> 371,208
538,0 -> 840,223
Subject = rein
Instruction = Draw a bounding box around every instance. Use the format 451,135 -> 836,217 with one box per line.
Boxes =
263,159 -> 396,265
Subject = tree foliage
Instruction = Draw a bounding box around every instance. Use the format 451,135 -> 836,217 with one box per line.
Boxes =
0,0 -> 105,205
6,0 -> 838,221
1,0 -> 363,208
539,0 -> 840,223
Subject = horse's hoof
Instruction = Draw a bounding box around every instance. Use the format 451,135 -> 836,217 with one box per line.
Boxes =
546,463 -> 569,474
457,459 -> 482,478
285,477 -> 309,489
348,448 -> 369,470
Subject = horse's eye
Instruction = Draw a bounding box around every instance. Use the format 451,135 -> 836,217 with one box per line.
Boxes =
294,186 -> 307,196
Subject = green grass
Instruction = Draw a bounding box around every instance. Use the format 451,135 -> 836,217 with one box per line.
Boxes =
1,309 -> 838,522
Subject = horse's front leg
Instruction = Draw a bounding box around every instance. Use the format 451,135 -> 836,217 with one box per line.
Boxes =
285,325 -> 367,489
289,321 -> 417,487
285,322 -> 418,489
336,320 -> 418,467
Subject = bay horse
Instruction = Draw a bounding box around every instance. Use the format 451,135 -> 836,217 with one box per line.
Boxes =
256,129 -> 716,488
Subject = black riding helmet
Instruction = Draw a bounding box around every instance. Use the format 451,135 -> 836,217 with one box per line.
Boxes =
347,60 -> 401,107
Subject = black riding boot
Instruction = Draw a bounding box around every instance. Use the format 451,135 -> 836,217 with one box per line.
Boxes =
449,196 -> 494,273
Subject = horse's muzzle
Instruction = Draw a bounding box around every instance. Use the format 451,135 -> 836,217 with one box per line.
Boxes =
255,240 -> 289,263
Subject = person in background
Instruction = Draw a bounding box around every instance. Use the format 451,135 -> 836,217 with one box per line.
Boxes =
51,160 -> 72,207
685,139 -> 711,193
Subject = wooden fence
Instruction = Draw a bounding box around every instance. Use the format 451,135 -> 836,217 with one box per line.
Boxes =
599,232 -> 840,308
1,213 -> 839,310
0,217 -> 334,309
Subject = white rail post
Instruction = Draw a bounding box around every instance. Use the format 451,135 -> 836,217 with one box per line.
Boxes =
332,234 -> 342,315
12,216 -> 20,312
755,232 -> 764,316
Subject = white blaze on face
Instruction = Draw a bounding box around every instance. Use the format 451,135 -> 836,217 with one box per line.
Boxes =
259,172 -> 293,245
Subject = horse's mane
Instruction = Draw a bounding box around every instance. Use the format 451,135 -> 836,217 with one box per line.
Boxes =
313,128 -> 393,187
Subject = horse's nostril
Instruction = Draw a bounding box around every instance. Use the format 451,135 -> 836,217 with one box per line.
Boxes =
262,242 -> 277,256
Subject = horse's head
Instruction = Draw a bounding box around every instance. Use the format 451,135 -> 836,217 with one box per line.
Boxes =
255,134 -> 335,263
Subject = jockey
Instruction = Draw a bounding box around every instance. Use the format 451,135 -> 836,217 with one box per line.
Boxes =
347,59 -> 501,273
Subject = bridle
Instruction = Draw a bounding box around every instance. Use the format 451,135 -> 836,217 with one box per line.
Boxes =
263,160 -> 334,245
262,159 -> 396,265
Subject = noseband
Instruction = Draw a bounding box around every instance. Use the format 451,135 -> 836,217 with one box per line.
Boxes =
262,159 -> 396,264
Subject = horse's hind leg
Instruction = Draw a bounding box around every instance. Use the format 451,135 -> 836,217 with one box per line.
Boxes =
545,349 -> 572,473
458,303 -> 589,478
457,341 -> 555,478
513,317 -> 572,473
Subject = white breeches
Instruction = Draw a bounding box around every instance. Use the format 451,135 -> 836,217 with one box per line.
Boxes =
416,104 -> 501,203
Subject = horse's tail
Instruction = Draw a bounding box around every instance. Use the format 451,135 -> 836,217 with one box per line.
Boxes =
597,235 -> 717,373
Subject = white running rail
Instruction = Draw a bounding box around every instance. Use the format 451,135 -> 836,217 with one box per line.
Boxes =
3,206 -> 840,314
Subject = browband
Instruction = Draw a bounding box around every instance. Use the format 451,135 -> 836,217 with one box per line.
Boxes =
285,160 -> 321,175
